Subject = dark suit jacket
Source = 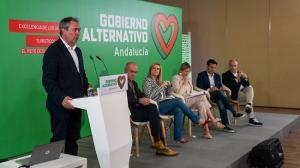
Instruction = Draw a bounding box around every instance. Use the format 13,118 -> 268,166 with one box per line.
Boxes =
126,80 -> 146,109
196,71 -> 222,90
42,39 -> 88,113
222,70 -> 250,100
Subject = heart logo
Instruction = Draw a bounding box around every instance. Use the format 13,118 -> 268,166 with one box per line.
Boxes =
152,13 -> 179,60
117,75 -> 126,89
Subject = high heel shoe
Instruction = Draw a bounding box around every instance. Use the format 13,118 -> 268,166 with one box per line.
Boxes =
203,133 -> 213,139
203,127 -> 213,139
178,138 -> 189,144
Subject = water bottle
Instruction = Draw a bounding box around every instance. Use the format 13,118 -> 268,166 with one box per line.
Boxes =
87,87 -> 94,97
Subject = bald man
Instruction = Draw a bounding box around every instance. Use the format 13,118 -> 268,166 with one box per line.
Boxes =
222,59 -> 262,126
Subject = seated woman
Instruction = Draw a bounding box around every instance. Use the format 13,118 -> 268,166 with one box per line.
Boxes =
172,62 -> 224,139
143,63 -> 205,143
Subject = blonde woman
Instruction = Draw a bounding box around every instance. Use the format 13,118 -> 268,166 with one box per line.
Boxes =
172,62 -> 224,139
143,63 -> 205,143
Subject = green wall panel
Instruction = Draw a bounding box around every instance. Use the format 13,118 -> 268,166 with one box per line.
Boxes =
0,0 -> 182,158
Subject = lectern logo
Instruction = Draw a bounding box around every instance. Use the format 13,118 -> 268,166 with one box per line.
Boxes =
117,75 -> 126,89
151,13 -> 179,60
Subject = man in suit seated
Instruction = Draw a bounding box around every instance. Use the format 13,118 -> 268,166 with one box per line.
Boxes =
124,62 -> 178,156
197,59 -> 245,133
222,59 -> 262,126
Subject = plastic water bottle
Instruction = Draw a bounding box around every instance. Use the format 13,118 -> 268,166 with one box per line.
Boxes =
87,87 -> 94,97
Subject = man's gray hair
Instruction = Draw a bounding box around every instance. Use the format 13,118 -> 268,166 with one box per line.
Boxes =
228,58 -> 238,64
124,62 -> 137,72
59,17 -> 79,35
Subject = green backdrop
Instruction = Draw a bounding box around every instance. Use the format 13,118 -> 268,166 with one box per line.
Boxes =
0,0 -> 182,158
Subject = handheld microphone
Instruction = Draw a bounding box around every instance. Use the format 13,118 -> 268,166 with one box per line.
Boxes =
95,56 -> 109,74
89,56 -> 99,82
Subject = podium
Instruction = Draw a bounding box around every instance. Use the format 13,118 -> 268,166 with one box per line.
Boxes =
71,74 -> 132,168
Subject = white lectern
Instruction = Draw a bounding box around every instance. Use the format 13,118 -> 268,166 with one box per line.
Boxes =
70,74 -> 132,168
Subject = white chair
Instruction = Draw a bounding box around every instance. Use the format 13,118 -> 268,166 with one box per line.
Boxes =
130,117 -> 154,157
149,99 -> 174,146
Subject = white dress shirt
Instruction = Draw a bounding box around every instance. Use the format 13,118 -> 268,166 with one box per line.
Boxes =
232,72 -> 239,82
60,37 -> 79,72
232,71 -> 244,90
207,72 -> 215,87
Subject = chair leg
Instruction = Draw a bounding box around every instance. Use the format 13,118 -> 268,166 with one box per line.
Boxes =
233,118 -> 237,125
139,126 -> 145,145
160,120 -> 167,146
237,103 -> 240,112
234,103 -> 240,125
188,119 -> 192,137
146,124 -> 154,145
134,127 -> 140,157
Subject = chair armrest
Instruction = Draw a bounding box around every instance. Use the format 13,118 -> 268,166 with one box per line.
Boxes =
194,86 -> 210,98
221,86 -> 239,105
194,86 -> 205,92
206,95 -> 217,106
160,114 -> 174,120
172,93 -> 186,103
130,116 -> 149,126
149,99 -> 158,108
230,100 -> 240,105
222,85 -> 232,96
148,99 -> 174,120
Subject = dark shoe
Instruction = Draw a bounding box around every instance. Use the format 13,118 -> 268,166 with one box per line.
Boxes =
245,104 -> 252,113
249,118 -> 263,127
156,147 -> 179,156
223,125 -> 235,133
233,112 -> 245,118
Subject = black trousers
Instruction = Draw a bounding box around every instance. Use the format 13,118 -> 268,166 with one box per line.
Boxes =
210,91 -> 236,125
130,104 -> 161,139
49,108 -> 82,156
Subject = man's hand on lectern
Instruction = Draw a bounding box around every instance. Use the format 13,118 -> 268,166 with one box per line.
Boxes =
62,96 -> 75,110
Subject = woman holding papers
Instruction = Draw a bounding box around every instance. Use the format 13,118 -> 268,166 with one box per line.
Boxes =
143,63 -> 205,143
172,62 -> 224,139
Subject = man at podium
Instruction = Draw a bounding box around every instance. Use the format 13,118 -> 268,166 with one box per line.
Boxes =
42,17 -> 89,155
125,62 -> 178,156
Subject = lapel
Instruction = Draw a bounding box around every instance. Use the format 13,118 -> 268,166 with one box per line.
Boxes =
128,80 -> 138,98
213,73 -> 218,84
128,81 -> 133,94
228,71 -> 238,84
204,71 -> 210,86
58,39 -> 84,89
58,39 -> 80,75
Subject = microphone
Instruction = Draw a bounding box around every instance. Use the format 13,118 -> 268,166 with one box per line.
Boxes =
95,56 -> 109,74
89,56 -> 99,82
